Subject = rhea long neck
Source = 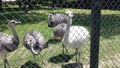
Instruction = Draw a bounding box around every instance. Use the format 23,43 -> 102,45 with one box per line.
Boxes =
7,24 -> 19,44
63,16 -> 72,41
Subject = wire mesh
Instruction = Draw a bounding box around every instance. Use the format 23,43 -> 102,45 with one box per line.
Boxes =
0,0 -> 119,68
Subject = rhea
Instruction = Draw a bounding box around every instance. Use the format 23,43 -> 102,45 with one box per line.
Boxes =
52,23 -> 67,39
48,13 -> 69,27
0,20 -> 21,68
23,30 -> 46,63
62,11 -> 89,63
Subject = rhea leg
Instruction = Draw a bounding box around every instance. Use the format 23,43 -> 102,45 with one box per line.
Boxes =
65,46 -> 69,53
75,48 -> 78,63
4,59 -> 6,68
33,54 -> 46,65
39,54 -> 46,65
75,48 -> 81,63
4,61 -> 6,68
4,59 -> 10,68
62,44 -> 69,55
78,50 -> 81,63
62,43 -> 65,55
33,54 -> 36,63
2,54 -> 10,68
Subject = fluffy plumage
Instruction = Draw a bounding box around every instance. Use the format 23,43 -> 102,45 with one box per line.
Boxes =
23,30 -> 46,55
62,10 -> 89,63
0,20 -> 20,68
48,13 -> 68,27
53,23 -> 67,39
0,33 -> 19,52
62,26 -> 89,48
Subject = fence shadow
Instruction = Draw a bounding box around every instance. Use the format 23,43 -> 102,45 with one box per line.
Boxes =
48,53 -> 75,63
62,63 -> 83,68
20,61 -> 42,68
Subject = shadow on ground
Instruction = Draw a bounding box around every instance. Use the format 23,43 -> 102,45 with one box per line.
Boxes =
62,62 -> 83,68
20,61 -> 42,68
48,53 -> 75,63
47,39 -> 61,44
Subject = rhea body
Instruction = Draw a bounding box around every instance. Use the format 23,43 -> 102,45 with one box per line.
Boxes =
53,23 -> 67,39
0,20 -> 21,68
62,11 -> 89,63
23,30 -> 46,64
23,30 -> 46,55
48,13 -> 69,27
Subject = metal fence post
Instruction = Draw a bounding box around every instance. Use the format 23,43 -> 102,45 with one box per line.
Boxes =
90,0 -> 101,68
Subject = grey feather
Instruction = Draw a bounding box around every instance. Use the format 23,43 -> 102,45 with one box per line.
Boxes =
0,20 -> 20,68
0,20 -> 20,52
48,13 -> 68,27
53,23 -> 67,39
23,30 -> 46,55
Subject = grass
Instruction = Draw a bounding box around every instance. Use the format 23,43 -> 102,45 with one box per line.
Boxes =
0,6 -> 120,68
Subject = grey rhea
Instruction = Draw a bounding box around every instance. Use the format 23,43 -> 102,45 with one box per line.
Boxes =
53,23 -> 67,39
48,13 -> 69,27
23,30 -> 46,63
0,20 -> 21,68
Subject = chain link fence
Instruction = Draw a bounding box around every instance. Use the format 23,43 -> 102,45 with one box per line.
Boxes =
0,0 -> 120,68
